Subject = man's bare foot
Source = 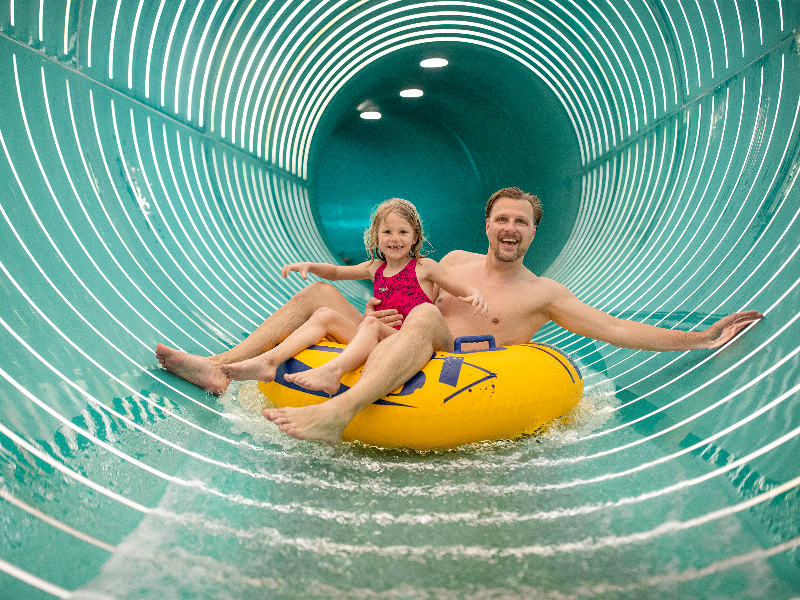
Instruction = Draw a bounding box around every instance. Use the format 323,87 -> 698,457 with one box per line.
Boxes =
284,365 -> 343,396
220,352 -> 280,383
263,403 -> 350,444
155,344 -> 229,394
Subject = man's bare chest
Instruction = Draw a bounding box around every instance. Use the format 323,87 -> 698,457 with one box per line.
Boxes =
435,287 -> 548,345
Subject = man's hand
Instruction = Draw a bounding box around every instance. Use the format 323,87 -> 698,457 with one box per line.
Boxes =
366,297 -> 403,328
704,311 -> 763,348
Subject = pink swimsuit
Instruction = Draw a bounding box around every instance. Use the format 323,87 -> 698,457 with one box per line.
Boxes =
373,259 -> 433,330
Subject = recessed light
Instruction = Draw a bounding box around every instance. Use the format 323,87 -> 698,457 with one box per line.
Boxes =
360,111 -> 382,120
420,58 -> 448,68
400,89 -> 423,98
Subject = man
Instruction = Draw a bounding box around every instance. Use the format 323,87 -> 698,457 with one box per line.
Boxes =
157,187 -> 761,444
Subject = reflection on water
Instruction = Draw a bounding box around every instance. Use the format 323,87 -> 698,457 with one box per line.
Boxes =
49,369 -> 795,600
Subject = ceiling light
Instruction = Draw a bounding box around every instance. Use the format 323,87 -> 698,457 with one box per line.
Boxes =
360,111 -> 382,120
420,58 -> 448,68
400,89 -> 423,98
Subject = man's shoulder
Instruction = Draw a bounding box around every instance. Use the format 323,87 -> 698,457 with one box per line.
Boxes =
514,276 -> 572,306
527,275 -> 559,288
527,275 -> 570,294
439,250 -> 482,266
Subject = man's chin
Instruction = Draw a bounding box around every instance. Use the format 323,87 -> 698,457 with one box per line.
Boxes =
493,247 -> 525,262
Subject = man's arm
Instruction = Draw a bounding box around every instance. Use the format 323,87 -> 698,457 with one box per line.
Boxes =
544,281 -> 762,351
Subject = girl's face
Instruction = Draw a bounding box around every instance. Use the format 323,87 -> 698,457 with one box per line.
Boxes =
377,211 -> 418,261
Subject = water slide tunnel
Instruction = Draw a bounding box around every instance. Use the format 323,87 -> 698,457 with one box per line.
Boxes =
1,1 -> 799,598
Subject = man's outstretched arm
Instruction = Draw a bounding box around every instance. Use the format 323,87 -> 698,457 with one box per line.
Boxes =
544,282 -> 762,352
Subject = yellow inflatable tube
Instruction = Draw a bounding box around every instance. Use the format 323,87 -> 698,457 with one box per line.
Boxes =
259,335 -> 583,450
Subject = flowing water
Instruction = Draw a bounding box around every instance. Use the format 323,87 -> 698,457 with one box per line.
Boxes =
6,369 -> 770,600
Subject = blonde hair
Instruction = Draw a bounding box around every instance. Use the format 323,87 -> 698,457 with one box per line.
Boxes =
363,198 -> 427,261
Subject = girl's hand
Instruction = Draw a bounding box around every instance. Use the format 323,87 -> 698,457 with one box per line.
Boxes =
458,293 -> 489,316
281,263 -> 311,279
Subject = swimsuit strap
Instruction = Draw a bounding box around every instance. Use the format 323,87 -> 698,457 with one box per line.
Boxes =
376,258 -> 415,280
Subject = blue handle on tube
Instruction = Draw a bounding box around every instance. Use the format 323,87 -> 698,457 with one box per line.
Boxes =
453,335 -> 497,353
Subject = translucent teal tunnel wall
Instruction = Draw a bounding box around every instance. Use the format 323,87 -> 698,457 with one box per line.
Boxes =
1,2 -> 799,599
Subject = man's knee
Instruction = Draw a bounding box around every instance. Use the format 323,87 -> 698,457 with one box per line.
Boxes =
404,303 -> 443,326
295,281 -> 341,304
291,281 -> 361,321
401,304 -> 443,338
403,304 -> 453,350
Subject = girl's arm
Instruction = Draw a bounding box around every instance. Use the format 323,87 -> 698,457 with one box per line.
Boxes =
419,258 -> 489,315
281,261 -> 374,281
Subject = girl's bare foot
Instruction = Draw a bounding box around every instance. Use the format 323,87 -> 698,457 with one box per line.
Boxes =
284,365 -> 343,396
263,404 -> 349,445
155,344 -> 229,394
220,353 -> 280,383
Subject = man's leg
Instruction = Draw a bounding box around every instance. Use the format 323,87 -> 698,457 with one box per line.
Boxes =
263,303 -> 453,443
155,282 -> 362,393
221,307 -> 362,384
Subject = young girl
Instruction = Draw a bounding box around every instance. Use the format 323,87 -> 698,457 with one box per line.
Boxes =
220,198 -> 487,396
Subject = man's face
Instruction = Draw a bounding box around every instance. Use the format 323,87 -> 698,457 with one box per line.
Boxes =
486,198 -> 536,263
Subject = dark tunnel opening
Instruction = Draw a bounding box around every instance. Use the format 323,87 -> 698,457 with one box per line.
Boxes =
309,43 -> 582,274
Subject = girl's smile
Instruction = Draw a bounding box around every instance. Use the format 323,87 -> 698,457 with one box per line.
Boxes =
378,212 -> 418,263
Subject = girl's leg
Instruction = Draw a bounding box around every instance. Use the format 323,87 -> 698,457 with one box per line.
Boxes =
264,303 -> 453,444
285,317 -> 395,396
221,307 -> 360,382
155,282 -> 362,394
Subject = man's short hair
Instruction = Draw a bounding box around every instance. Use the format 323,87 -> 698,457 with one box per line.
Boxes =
485,187 -> 543,227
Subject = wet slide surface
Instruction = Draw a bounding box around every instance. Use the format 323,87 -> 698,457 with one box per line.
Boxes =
1,2 -> 799,599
